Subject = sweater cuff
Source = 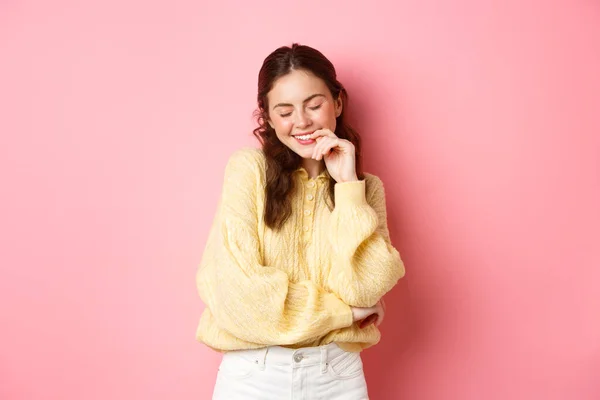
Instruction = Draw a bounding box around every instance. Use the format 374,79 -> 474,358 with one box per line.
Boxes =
334,180 -> 367,208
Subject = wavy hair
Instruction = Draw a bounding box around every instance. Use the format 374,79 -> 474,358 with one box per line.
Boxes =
253,43 -> 364,230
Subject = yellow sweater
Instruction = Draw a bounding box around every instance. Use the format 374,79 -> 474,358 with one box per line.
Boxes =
195,148 -> 405,353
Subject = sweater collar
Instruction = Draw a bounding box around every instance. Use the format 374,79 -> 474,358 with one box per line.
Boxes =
294,166 -> 330,181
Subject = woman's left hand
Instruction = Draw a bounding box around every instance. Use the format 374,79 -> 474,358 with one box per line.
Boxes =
359,298 -> 386,329
310,129 -> 358,183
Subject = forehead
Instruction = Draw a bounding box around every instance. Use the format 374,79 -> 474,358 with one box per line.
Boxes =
267,69 -> 330,103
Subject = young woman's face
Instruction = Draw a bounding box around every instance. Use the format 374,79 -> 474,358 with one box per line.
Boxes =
267,69 -> 342,159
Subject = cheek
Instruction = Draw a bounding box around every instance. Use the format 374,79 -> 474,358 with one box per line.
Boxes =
314,104 -> 337,126
273,118 -> 293,133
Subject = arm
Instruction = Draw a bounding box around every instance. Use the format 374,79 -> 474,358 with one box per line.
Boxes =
325,175 -> 405,307
196,149 -> 353,346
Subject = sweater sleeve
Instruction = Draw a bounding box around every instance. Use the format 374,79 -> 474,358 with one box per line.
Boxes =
196,149 -> 353,346
325,175 -> 405,307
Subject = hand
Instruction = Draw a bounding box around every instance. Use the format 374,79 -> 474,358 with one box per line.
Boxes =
351,299 -> 386,329
310,129 -> 358,183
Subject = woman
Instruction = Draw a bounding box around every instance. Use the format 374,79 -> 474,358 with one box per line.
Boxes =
196,43 -> 405,400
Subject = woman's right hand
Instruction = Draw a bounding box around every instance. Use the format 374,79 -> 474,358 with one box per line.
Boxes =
351,299 -> 385,328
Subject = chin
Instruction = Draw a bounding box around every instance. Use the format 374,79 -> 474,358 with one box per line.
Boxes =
292,146 -> 314,159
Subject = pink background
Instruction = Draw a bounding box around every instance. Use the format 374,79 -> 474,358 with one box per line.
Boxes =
1,0 -> 599,399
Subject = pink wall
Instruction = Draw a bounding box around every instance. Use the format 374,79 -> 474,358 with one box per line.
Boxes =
1,0 -> 599,399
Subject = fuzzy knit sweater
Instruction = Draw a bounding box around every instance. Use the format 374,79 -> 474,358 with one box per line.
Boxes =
195,147 -> 405,353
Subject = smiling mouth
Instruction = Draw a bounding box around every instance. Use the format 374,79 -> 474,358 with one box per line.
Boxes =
294,134 -> 313,140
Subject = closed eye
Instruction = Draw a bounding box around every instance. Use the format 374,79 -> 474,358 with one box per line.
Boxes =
279,112 -> 292,117
309,104 -> 322,111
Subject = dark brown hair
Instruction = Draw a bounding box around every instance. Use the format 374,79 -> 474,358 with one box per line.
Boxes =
253,43 -> 364,230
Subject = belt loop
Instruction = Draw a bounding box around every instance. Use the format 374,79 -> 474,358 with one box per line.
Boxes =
256,347 -> 268,370
320,345 -> 328,374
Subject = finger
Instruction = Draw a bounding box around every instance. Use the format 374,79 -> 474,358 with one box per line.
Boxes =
312,136 -> 329,159
359,314 -> 377,329
317,138 -> 339,161
323,138 -> 354,160
310,128 -> 337,140
363,319 -> 375,329
376,304 -> 384,326
311,136 -> 323,159
311,140 -> 318,159
312,137 -> 331,160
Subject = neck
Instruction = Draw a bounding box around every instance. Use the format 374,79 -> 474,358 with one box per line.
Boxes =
301,158 -> 325,179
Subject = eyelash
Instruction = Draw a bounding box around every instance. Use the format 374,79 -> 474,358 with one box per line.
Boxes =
279,104 -> 322,118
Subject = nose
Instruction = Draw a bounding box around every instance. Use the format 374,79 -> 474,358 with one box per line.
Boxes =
294,109 -> 312,128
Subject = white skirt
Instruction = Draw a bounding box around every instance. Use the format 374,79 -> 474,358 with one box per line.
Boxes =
212,342 -> 370,400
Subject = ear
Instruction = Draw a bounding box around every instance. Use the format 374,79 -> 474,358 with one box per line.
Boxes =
335,94 -> 343,117
267,118 -> 274,129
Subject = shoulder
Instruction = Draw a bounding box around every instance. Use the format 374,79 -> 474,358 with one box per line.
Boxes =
218,148 -> 265,210
363,172 -> 387,205
227,147 -> 265,168
363,172 -> 384,192
224,147 -> 266,179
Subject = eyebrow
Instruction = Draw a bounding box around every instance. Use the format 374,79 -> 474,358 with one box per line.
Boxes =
272,94 -> 326,110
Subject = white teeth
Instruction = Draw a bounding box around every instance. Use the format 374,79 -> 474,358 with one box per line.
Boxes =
296,135 -> 311,140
